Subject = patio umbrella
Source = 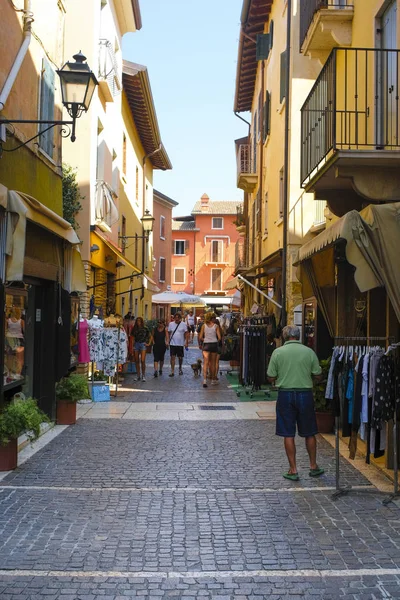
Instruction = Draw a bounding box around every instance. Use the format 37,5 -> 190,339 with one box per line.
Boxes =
151,292 -> 206,308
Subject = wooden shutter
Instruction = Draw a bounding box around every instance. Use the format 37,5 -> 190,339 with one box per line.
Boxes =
263,91 -> 271,143
211,269 -> 222,291
159,258 -> 166,282
280,50 -> 287,103
256,33 -> 270,60
252,110 -> 258,172
184,240 -> 190,254
269,20 -> 274,50
39,57 -> 55,157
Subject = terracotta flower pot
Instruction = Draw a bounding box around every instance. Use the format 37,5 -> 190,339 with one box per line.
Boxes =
56,400 -> 77,425
316,411 -> 334,434
0,438 -> 18,471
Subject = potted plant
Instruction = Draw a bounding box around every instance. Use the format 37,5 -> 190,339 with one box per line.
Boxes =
0,398 -> 49,471
313,357 -> 334,433
55,374 -> 89,425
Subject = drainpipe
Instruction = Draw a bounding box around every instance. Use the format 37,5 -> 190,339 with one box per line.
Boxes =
258,60 -> 265,268
0,1 -> 34,112
281,0 -> 292,328
141,144 -> 162,302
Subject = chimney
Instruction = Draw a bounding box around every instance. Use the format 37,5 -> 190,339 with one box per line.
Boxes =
200,193 -> 209,212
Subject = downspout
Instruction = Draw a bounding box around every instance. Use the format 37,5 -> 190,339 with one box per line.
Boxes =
141,144 -> 162,302
281,0 -> 292,328
259,60 -> 265,271
0,1 -> 34,111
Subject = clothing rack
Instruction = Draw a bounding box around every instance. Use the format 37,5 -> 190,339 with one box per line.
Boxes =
331,336 -> 398,505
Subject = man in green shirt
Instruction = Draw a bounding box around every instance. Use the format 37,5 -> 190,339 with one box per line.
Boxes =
267,325 -> 324,481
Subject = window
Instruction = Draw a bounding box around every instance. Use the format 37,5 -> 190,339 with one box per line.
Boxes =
159,257 -> 166,282
258,92 -> 263,140
212,217 -> 223,229
39,57 -> 55,157
121,215 -> 126,255
264,193 -> 269,234
211,269 -> 222,291
280,50 -> 287,103
279,167 -> 285,218
263,91 -> 271,143
135,166 -> 139,201
211,240 -> 223,262
174,240 -> 185,255
252,110 -> 258,172
174,267 -> 186,284
122,134 -> 127,175
256,192 -> 262,233
160,215 -> 165,240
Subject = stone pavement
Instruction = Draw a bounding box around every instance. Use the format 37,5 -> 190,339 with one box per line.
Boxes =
0,345 -> 400,598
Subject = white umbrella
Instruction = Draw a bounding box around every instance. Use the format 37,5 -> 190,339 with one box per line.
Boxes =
152,292 -> 206,308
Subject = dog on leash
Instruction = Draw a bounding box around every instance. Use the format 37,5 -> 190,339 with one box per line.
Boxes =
191,358 -> 202,378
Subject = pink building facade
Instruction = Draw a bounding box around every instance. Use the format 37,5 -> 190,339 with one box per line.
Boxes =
171,194 -> 243,311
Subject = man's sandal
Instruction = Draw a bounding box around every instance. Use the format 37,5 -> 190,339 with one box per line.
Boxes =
309,467 -> 325,477
283,472 -> 300,481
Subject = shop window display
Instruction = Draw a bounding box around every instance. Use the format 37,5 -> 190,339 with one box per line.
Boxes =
4,289 -> 27,388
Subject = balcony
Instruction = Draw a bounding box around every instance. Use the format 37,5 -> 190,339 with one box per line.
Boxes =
300,0 -> 354,63
235,238 -> 247,273
98,39 -> 121,102
237,144 -> 258,193
301,48 -> 400,216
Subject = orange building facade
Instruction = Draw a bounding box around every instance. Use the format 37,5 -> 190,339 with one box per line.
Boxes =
171,194 -> 243,311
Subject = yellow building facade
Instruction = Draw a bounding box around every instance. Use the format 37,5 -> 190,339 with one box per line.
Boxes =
234,0 -> 400,354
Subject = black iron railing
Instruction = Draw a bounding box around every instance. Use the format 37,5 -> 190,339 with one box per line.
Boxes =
300,0 -> 353,51
301,47 -> 400,186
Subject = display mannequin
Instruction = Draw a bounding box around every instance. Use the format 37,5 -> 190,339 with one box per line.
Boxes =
78,315 -> 90,363
88,314 -> 103,329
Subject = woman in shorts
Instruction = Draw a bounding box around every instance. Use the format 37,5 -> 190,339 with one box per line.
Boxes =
198,312 -> 221,388
131,317 -> 150,382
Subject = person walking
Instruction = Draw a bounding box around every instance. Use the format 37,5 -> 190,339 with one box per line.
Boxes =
185,310 -> 196,343
151,319 -> 167,377
166,313 -> 189,377
267,325 -> 324,481
198,312 -> 221,388
131,317 -> 151,382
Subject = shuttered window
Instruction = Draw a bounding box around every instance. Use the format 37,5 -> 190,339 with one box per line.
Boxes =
263,91 -> 271,142
160,216 -> 165,239
39,57 -> 55,157
174,240 -> 185,255
252,110 -> 258,172
212,217 -> 223,229
211,269 -> 222,291
159,257 -> 166,282
174,267 -> 185,284
280,50 -> 287,103
211,240 -> 223,262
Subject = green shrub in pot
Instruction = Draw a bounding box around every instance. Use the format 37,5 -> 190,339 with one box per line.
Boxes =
55,374 -> 89,403
0,398 -> 49,447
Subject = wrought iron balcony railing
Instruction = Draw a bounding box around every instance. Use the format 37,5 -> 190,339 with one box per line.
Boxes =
301,48 -> 400,187
300,0 -> 353,51
237,144 -> 253,177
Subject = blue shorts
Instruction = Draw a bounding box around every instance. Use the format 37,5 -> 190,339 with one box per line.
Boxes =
134,342 -> 147,352
276,389 -> 318,438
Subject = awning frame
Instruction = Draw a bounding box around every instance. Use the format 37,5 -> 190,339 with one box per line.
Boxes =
238,274 -> 282,309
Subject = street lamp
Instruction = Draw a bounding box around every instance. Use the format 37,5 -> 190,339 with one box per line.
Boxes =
0,51 -> 97,152
140,209 -> 155,236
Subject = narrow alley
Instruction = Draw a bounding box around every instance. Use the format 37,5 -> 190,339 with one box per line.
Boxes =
0,346 -> 399,599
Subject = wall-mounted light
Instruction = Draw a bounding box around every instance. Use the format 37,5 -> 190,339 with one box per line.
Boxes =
141,209 -> 155,235
0,51 -> 97,153
90,244 -> 100,253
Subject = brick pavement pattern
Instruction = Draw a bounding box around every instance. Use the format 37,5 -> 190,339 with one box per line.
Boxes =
0,345 -> 400,598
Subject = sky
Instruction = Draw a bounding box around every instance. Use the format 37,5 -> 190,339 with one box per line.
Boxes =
122,0 -> 247,216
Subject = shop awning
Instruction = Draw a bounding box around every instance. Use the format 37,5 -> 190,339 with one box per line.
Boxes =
202,295 -> 235,306
6,189 -> 82,283
93,231 -> 160,292
225,276 -> 240,291
297,203 -> 400,323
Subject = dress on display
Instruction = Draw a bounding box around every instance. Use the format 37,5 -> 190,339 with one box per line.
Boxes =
78,319 -> 90,363
102,328 -> 128,376
88,317 -> 104,363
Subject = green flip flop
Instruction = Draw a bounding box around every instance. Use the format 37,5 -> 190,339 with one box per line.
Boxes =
283,472 -> 300,481
309,467 -> 325,477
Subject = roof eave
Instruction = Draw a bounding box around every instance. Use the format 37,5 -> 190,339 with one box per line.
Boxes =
131,0 -> 142,30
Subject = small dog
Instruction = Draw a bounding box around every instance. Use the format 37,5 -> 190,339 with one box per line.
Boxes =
191,358 -> 202,378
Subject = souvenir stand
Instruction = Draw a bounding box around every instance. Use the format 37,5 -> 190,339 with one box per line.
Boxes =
326,336 -> 399,505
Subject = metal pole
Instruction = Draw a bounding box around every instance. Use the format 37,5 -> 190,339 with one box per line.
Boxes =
237,274 -> 282,308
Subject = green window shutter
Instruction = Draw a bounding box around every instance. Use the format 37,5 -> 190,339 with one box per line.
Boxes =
269,20 -> 274,50
39,57 -> 55,157
263,91 -> 271,143
256,33 -> 270,61
280,50 -> 287,103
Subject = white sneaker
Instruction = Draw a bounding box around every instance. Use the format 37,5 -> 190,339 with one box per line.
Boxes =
133,376 -> 139,382
142,377 -> 146,382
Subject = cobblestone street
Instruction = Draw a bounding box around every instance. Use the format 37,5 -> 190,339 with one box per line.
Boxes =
0,347 -> 400,598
